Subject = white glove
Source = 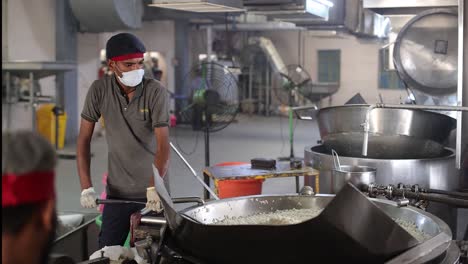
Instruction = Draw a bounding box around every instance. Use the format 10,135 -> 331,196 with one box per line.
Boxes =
146,187 -> 163,213
80,187 -> 97,208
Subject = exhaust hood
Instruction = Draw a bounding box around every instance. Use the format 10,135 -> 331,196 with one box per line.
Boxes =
149,0 -> 244,13
363,0 -> 457,15
244,0 -> 333,21
199,13 -> 304,31
242,0 -> 390,38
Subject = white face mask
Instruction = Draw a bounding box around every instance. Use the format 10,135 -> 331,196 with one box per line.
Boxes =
116,68 -> 144,87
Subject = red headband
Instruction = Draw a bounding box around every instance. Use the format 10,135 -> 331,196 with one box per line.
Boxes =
2,171 -> 55,207
110,52 -> 144,61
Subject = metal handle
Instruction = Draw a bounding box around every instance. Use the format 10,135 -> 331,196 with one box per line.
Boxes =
172,197 -> 205,205
96,199 -> 146,205
140,216 -> 167,225
292,105 -> 318,120
331,149 -> 341,170
170,142 -> 220,200
96,197 -> 205,206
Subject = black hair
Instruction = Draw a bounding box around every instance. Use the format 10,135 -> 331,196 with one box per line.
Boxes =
2,203 -> 43,235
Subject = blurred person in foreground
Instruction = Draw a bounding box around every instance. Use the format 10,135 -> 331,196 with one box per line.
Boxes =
2,131 -> 58,264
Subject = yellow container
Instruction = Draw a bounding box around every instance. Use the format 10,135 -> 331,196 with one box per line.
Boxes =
36,104 -> 67,149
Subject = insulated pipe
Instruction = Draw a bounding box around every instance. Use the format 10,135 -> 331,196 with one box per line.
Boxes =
362,104 -> 468,157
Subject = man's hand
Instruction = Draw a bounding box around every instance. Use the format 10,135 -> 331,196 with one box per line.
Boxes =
146,187 -> 163,213
80,187 -> 98,208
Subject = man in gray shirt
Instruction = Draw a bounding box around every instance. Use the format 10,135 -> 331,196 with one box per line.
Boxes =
76,33 -> 170,247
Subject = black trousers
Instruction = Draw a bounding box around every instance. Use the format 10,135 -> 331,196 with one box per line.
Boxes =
98,195 -> 146,248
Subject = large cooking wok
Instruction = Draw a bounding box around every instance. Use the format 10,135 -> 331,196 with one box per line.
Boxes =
157,192 -> 451,264
317,104 -> 456,159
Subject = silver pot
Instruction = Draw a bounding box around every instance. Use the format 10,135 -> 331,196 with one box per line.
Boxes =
317,104 -> 456,159
331,165 -> 376,193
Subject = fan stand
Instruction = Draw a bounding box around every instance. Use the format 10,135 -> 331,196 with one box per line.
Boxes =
277,76 -> 310,163
203,107 -> 212,199
277,89 -> 296,160
180,62 -> 240,199
204,115 -> 211,167
278,88 -> 303,192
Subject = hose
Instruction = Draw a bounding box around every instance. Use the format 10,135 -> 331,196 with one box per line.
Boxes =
392,189 -> 468,208
426,189 -> 468,199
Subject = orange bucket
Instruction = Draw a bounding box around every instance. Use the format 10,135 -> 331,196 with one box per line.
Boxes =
214,162 -> 264,199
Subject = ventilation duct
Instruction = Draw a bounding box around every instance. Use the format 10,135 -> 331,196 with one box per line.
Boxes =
149,0 -> 244,13
204,22 -> 303,31
69,0 -> 144,33
363,0 -> 457,15
244,0 -> 333,21
248,37 -> 287,75
343,0 -> 390,38
194,9 -> 311,31
200,14 -> 304,31
243,0 -> 389,38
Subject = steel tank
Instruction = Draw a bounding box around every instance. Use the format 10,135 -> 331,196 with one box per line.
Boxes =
304,145 -> 460,234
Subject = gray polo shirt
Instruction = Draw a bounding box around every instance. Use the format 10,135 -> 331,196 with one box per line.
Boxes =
81,75 -> 169,198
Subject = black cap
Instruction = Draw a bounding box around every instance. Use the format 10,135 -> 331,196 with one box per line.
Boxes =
106,33 -> 146,61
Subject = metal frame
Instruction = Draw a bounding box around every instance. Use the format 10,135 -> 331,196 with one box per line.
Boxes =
456,0 -> 466,172
2,61 -> 75,132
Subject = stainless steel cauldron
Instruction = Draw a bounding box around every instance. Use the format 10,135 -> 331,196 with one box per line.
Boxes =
305,145 -> 459,194
304,145 -> 459,238
160,194 -> 455,264
317,104 -> 456,159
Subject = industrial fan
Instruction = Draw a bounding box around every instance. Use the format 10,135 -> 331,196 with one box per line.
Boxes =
271,64 -> 313,161
178,61 -> 240,167
272,64 -> 312,108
